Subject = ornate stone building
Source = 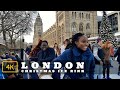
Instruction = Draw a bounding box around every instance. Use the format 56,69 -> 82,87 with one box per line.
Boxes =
42,23 -> 57,47
33,13 -> 43,48
42,11 -> 98,47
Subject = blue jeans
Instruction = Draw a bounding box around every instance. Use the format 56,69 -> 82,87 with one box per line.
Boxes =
94,65 -> 103,79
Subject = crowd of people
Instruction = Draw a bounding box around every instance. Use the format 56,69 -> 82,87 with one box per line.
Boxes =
0,32 -> 120,79
0,52 -> 23,79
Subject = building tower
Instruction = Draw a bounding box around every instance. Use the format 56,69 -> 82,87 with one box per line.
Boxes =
33,13 -> 43,48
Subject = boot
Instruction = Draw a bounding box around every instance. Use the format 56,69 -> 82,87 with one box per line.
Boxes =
118,71 -> 120,76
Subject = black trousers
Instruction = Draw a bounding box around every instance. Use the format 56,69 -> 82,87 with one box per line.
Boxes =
103,64 -> 110,78
119,64 -> 120,72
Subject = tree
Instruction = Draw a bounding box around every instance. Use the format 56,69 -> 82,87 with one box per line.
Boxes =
0,11 -> 11,47
7,11 -> 35,48
0,11 -> 37,48
99,11 -> 118,47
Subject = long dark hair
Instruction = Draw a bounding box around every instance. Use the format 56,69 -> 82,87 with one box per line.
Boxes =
53,43 -> 59,49
53,43 -> 60,54
71,33 -> 84,47
29,40 -> 42,57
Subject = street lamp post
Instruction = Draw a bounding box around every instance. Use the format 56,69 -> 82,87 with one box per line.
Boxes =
20,30 -> 24,60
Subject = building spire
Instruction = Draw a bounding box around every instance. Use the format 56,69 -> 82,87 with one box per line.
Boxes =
37,13 -> 40,18
35,12 -> 42,25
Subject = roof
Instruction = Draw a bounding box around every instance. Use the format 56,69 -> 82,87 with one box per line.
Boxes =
0,43 -> 6,46
114,32 -> 120,36
88,36 -> 99,41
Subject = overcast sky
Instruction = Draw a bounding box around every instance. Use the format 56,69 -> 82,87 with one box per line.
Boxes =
24,11 -> 113,43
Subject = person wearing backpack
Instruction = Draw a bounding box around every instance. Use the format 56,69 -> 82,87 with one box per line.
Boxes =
92,38 -> 104,79
50,33 -> 95,79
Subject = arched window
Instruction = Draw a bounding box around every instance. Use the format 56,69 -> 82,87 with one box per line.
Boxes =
72,12 -> 74,19
71,22 -> 77,34
86,14 -> 88,19
82,13 -> 84,18
86,23 -> 90,30
75,12 -> 76,19
79,23 -> 83,33
89,14 -> 90,19
79,13 -> 81,19
72,12 -> 76,19
86,23 -> 91,37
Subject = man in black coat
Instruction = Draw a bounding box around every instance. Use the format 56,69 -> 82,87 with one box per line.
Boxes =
37,40 -> 56,63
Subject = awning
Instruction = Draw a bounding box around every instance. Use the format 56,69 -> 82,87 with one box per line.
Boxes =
88,36 -> 98,41
114,32 -> 120,36
0,43 -> 6,46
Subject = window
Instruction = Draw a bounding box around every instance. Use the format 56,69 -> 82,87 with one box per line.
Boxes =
115,17 -> 118,25
82,13 -> 84,18
72,12 -> 76,19
86,14 -> 88,19
86,23 -> 91,35
72,12 -> 74,19
79,13 -> 81,19
113,21 -> 115,25
89,14 -> 90,19
116,28 -> 118,32
62,24 -> 64,31
71,22 -> 77,34
79,23 -> 83,33
86,23 -> 90,29
75,12 -> 76,19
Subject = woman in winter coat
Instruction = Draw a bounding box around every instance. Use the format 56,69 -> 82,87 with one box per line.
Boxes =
102,40 -> 112,79
50,33 -> 95,79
